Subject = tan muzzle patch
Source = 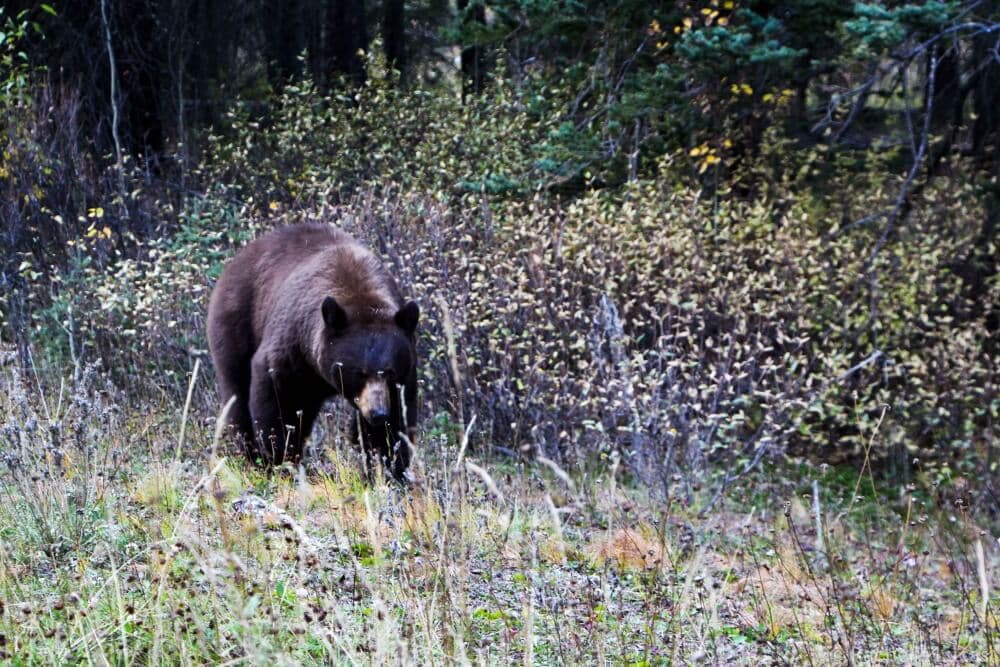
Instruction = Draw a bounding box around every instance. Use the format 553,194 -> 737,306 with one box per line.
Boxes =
357,378 -> 390,423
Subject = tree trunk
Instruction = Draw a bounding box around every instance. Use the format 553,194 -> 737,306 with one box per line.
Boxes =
325,0 -> 369,85
383,0 -> 405,77
264,0 -> 307,83
457,0 -> 485,101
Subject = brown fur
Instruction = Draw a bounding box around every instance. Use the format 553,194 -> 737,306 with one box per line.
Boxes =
207,223 -> 418,478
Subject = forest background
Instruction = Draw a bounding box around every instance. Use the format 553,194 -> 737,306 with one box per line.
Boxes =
0,0 -> 997,663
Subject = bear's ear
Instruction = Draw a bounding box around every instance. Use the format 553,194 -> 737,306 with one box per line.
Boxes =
394,301 -> 419,337
322,296 -> 349,333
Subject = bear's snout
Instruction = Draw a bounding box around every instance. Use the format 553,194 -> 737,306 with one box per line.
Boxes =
357,378 -> 391,424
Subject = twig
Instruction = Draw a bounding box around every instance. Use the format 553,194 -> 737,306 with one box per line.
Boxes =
99,0 -> 127,208
863,51 -> 938,273
465,460 -> 505,504
453,413 -> 477,472
174,358 -> 201,462
813,479 -> 827,571
975,537 -> 989,621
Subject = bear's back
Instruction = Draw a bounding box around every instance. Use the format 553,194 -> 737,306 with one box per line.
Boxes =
248,224 -> 401,340
254,223 -> 353,276
211,224 -> 348,346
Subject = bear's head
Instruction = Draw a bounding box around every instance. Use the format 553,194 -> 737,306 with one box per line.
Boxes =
318,295 -> 418,436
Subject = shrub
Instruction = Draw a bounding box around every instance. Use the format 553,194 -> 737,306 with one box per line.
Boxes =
201,50 -> 563,206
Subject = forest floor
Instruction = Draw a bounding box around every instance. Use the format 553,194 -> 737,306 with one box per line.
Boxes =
0,374 -> 996,665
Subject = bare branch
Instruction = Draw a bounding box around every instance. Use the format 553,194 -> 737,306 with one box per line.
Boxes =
863,50 -> 938,272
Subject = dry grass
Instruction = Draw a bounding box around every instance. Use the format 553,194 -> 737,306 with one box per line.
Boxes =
0,364 -> 996,665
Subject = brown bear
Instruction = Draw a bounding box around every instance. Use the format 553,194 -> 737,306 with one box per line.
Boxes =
206,223 -> 418,480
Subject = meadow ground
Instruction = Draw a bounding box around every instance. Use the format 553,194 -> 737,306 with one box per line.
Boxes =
0,364 -> 995,666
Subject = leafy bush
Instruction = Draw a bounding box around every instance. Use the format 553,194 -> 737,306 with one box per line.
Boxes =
348,166 -> 994,498
0,81 -> 180,378
202,51 -> 563,205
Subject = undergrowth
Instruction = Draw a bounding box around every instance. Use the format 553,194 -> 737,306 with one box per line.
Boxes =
0,359 -> 994,665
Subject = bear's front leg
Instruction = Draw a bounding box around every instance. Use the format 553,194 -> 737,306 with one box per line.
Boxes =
249,355 -> 289,465
377,374 -> 417,481
348,415 -> 392,481
389,377 -> 417,481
